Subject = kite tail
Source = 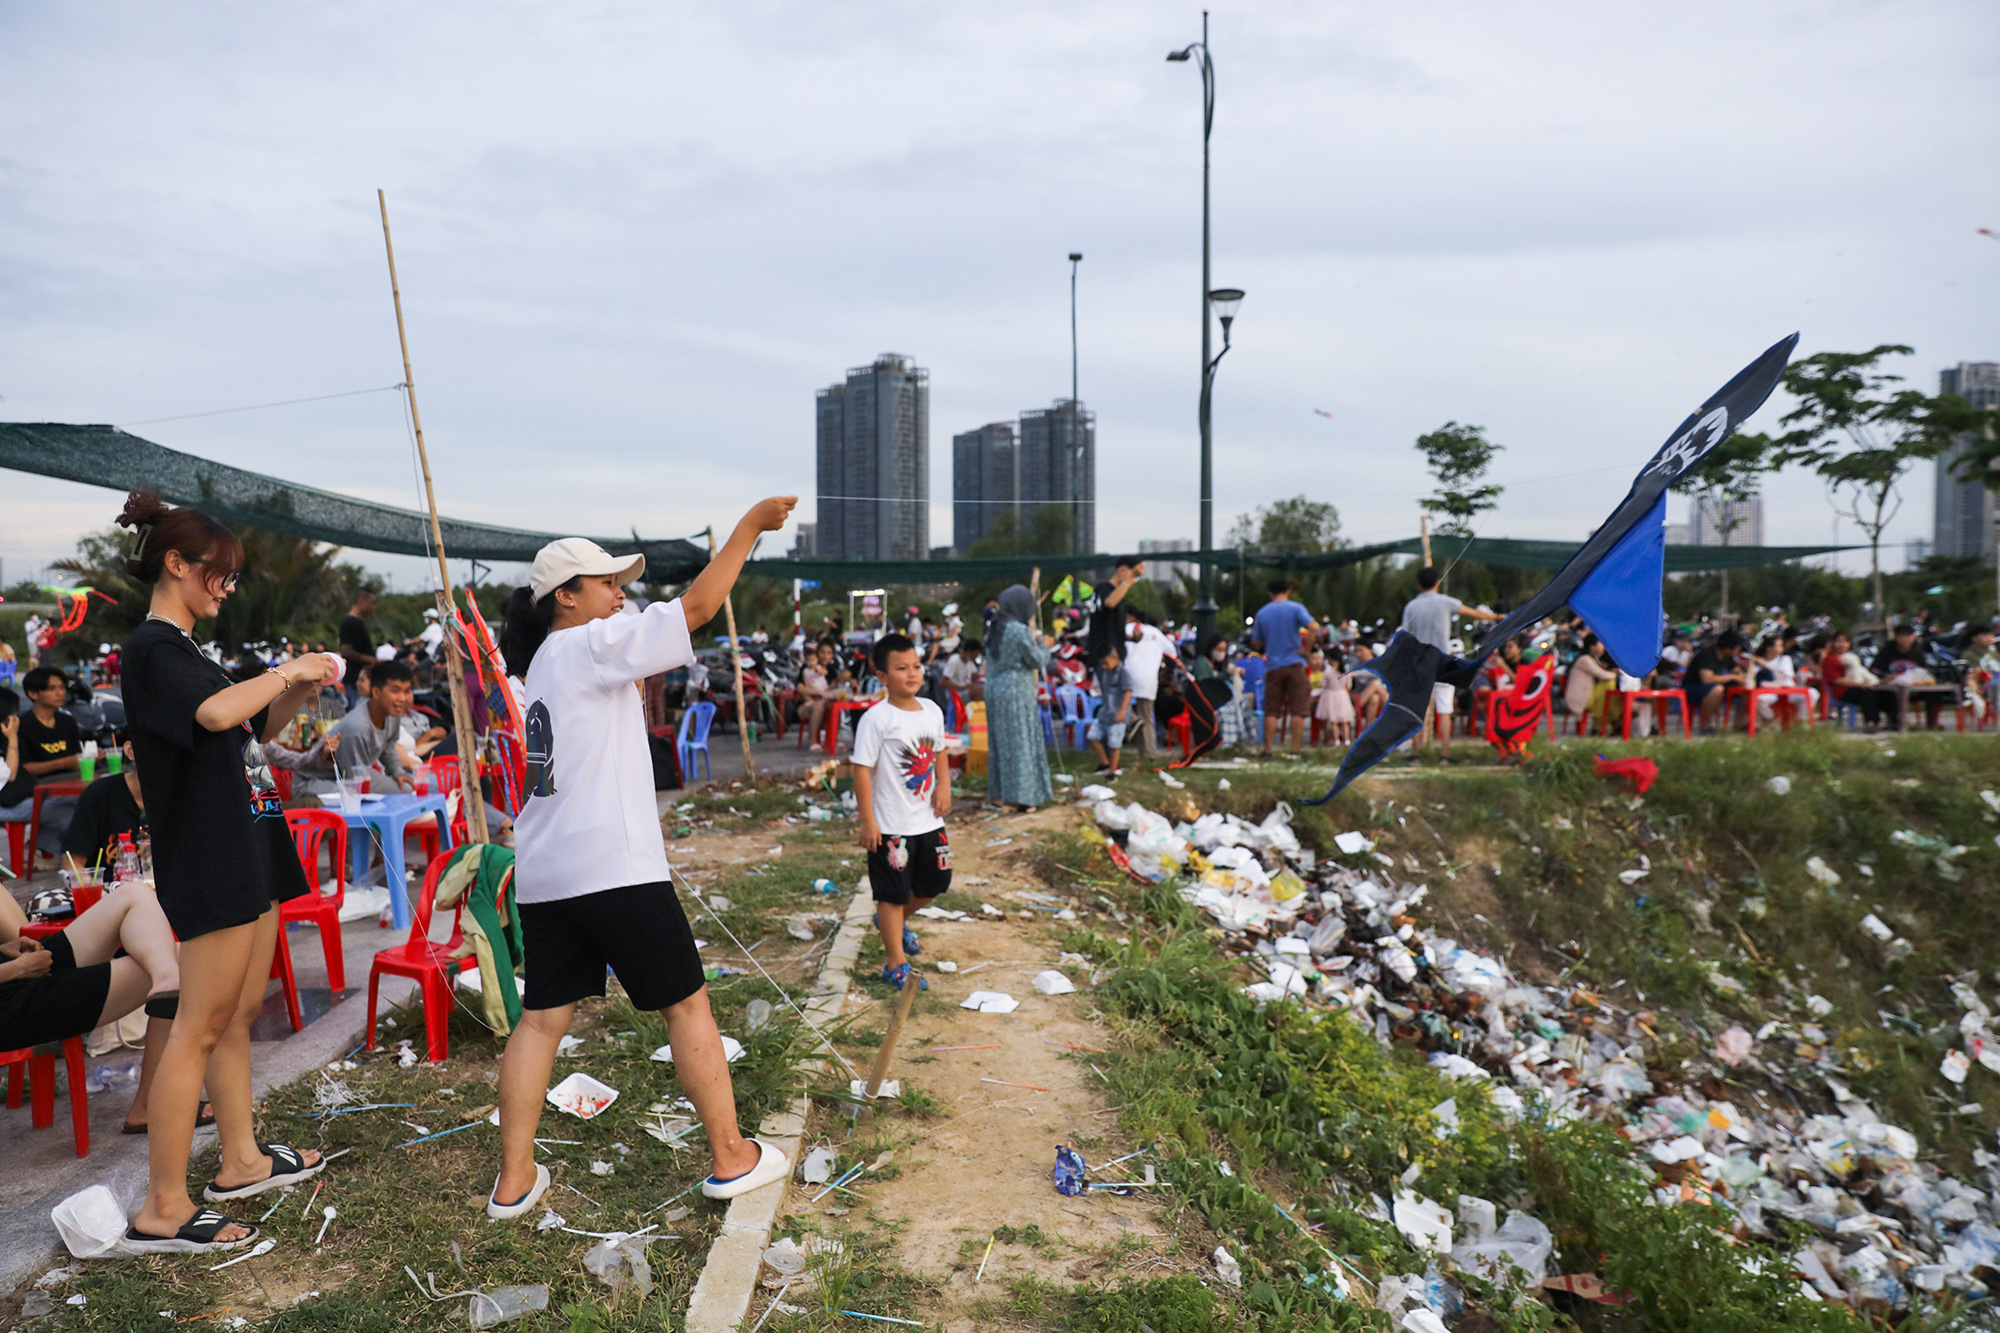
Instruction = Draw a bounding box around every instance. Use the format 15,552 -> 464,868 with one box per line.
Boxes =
1159,653 -> 1222,771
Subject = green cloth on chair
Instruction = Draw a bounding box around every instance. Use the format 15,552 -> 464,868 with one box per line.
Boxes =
433,844 -> 524,1034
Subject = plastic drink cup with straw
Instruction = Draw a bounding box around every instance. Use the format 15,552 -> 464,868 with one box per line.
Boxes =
79,740 -> 97,784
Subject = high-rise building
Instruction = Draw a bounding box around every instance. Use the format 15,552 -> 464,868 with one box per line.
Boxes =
1689,495 -> 1763,547
815,354 -> 930,562
1662,522 -> 1691,547
1017,399 -> 1095,555
951,423 -> 1018,554
1138,538 -> 1195,590
791,523 -> 816,558
1934,362 -> 2000,563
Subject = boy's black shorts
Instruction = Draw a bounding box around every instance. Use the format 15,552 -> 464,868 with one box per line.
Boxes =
518,880 -> 706,1012
867,828 -> 952,906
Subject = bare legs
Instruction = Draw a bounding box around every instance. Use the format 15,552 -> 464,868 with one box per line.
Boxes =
877,900 -> 912,971
130,906 -> 318,1241
57,884 -> 185,1131
495,987 -> 757,1206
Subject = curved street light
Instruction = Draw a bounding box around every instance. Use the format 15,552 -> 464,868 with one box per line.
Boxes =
1169,14 -> 1227,638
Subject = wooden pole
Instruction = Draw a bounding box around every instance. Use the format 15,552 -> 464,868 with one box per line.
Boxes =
1420,514 -> 1433,570
860,971 -> 921,1119
706,528 -> 756,781
378,189 -> 488,845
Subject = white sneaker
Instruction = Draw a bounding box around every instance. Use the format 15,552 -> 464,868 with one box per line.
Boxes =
700,1140 -> 790,1200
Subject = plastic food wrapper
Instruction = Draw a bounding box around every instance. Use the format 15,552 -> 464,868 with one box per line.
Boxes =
1451,1209 -> 1553,1284
546,1072 -> 619,1119
1030,970 -> 1076,996
1052,1145 -> 1087,1197
961,991 -> 1020,1014
1334,831 -> 1373,855
651,1036 -> 744,1064
1212,1246 -> 1242,1288
849,1078 -> 901,1099
1713,1025 -> 1752,1067
801,1146 -> 837,1184
51,1186 -> 127,1259
583,1233 -> 654,1297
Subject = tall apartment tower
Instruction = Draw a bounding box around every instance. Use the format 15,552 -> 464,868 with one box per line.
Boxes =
1689,494 -> 1764,547
1018,398 -> 1095,555
815,354 -> 930,562
952,423 -> 1018,553
1934,362 -> 2000,563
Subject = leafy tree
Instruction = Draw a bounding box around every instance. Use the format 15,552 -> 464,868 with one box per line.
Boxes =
1774,346 -> 1983,619
1669,430 -> 1775,618
1414,422 -> 1503,536
965,504 -> 1074,558
1226,495 -> 1341,554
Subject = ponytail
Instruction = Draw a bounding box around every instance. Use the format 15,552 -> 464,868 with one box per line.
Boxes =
500,578 -> 579,677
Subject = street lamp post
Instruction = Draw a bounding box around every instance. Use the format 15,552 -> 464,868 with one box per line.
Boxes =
1169,13 -> 1236,641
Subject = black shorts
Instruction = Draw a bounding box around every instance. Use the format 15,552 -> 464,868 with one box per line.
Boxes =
867,828 -> 952,906
0,930 -> 111,1050
518,881 -> 705,1013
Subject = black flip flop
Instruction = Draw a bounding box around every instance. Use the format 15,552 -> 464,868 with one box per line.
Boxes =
123,1210 -> 257,1255
203,1142 -> 323,1202
122,1102 -> 214,1135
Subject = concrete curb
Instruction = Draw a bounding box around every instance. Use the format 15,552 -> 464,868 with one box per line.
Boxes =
683,884 -> 875,1333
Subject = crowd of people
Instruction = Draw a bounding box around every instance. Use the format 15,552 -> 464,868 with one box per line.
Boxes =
2,491 -> 800,1254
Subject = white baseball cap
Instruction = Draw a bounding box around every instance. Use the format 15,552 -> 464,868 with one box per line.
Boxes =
529,538 -> 646,600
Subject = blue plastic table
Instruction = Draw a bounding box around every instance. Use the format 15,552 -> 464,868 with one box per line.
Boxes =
328,792 -> 453,929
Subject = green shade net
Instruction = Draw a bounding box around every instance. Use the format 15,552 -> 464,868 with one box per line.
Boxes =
0,422 -> 708,581
4,421 -> 1855,585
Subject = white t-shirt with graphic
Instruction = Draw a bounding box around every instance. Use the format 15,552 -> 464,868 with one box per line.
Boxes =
851,698 -> 946,837
514,599 -> 695,904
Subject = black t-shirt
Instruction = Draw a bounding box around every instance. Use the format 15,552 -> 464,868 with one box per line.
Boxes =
59,772 -> 147,864
0,710 -> 80,806
1684,647 -> 1743,689
121,621 -> 308,926
339,614 -> 375,688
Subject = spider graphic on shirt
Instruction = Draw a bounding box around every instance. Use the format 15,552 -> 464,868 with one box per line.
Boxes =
901,741 -> 937,798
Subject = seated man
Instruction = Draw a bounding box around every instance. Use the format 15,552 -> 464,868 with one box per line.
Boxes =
1870,622 -> 1942,730
59,741 -> 147,874
1684,630 -> 1752,733
282,659 -> 418,796
941,637 -> 983,704
0,880 -> 198,1134
0,669 -> 84,860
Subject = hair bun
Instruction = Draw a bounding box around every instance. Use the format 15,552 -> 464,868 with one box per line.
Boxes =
117,489 -> 169,530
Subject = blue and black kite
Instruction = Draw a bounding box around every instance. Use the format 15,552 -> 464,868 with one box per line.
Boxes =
1305,333 -> 1799,805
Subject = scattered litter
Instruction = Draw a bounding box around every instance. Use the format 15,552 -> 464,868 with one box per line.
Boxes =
1030,969 -> 1076,996
651,1036 -> 744,1064
1766,775 -> 1792,795
1213,1246 -> 1243,1287
960,991 -> 1020,1014
1942,1050 -> 1971,1084
1804,856 -> 1842,887
982,1077 -> 1051,1092
535,1210 -> 565,1232
1052,1145 -> 1087,1196
1334,831 -> 1373,855
1859,913 -> 1895,942
1713,1026 -> 1752,1066
583,1232 -> 655,1297
469,1286 -> 549,1329
802,1146 -> 837,1185
546,1073 -> 619,1119
849,1079 -> 902,1099
1392,1192 -> 1453,1254
929,1043 -> 1002,1051
314,1206 -> 336,1245
745,999 -> 773,1033
555,1034 -> 586,1057
590,1160 -> 616,1176
210,1238 -> 277,1271
933,960 -> 959,972
50,1186 -> 127,1259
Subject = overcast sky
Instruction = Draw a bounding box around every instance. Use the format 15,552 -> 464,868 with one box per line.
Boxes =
3,1 -> 1996,593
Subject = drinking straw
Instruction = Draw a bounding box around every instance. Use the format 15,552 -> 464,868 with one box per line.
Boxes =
928,1044 -> 1002,1052
838,1313 -> 924,1326
974,1231 -> 996,1281
980,1078 -> 1051,1092
394,1120 -> 483,1148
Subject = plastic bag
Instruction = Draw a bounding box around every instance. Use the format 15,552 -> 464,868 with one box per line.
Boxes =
469,1285 -> 550,1328
583,1234 -> 654,1297
1052,1145 -> 1087,1197
52,1186 -> 127,1259
1450,1209 -> 1552,1284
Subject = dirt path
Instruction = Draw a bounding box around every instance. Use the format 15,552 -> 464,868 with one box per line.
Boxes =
791,805 -> 1182,1330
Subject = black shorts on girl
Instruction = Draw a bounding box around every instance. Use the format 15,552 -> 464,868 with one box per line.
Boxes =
517,880 -> 706,1012
0,931 -> 112,1051
867,829 -> 952,906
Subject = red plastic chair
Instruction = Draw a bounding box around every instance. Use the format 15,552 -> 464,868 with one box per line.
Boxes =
266,919 -> 305,1032
282,809 -> 350,993
1166,711 -> 1194,760
5,780 -> 88,876
412,760 -> 468,868
365,851 -> 476,1064
1,1037 -> 90,1157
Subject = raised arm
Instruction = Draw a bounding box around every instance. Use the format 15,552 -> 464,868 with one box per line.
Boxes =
194,652 -> 345,739
680,497 -> 798,632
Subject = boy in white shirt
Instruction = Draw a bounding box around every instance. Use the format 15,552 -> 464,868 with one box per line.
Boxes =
852,633 -> 951,991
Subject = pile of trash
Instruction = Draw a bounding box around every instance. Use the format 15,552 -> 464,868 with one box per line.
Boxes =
1087,792 -> 2000,1313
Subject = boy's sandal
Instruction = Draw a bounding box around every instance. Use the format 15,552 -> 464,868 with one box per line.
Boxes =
879,963 -> 927,991
122,1101 -> 214,1135
902,927 -> 921,956
701,1139 -> 792,1200
122,1211 -> 257,1254
203,1142 -> 323,1202
486,1162 -> 551,1221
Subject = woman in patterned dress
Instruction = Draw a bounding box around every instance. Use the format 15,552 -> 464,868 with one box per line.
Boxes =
983,585 -> 1053,810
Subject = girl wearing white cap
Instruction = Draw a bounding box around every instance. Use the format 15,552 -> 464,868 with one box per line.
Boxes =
486,495 -> 796,1220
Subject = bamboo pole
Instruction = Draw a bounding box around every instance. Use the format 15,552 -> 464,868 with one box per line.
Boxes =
1420,514 -> 1433,571
705,528 -> 756,781
378,189 -> 488,845
859,969 -> 921,1121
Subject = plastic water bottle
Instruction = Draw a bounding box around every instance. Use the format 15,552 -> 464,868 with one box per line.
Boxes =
111,835 -> 140,885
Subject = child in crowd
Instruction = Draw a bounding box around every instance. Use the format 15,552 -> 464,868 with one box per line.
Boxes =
1088,645 -> 1132,776
1316,646 -> 1356,747
853,633 -> 952,992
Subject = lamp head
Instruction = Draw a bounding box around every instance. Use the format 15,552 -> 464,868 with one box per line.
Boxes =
1068,252 -> 1083,263
1166,46 -> 1195,61
1208,287 -> 1245,329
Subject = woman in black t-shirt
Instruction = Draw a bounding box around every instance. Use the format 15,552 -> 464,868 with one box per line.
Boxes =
114,492 -> 348,1256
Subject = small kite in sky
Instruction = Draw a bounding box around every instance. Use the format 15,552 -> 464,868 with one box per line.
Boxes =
1313,408 -> 1333,418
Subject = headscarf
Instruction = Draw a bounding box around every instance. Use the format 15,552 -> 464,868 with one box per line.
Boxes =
996,585 -> 1037,628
